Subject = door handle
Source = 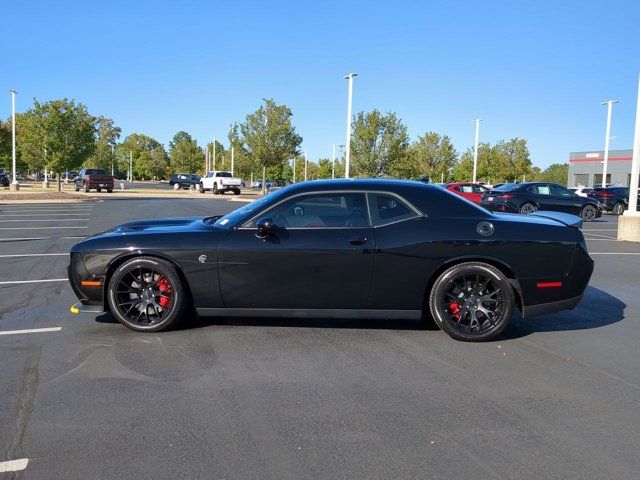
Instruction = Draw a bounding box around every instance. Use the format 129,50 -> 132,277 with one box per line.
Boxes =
349,237 -> 367,246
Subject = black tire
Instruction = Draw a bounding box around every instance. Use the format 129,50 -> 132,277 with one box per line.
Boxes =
199,183 -> 205,193
519,203 -> 537,214
83,183 -> 90,193
75,187 -> 80,192
580,204 -> 597,222
429,262 -> 515,342
107,256 -> 187,332
213,183 -> 219,195
613,202 -> 625,216
234,188 -> 241,195
97,187 -> 102,192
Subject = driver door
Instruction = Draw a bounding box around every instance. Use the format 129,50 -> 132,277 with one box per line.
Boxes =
218,192 -> 375,309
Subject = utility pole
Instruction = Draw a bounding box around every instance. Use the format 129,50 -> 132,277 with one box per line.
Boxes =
304,150 -> 308,181
10,90 -> 19,191
472,118 -> 482,183
129,151 -> 133,183
111,144 -> 115,177
344,73 -> 358,178
43,148 -> 49,188
332,144 -> 336,179
231,146 -> 235,176
601,100 -> 618,188
213,137 -> 216,171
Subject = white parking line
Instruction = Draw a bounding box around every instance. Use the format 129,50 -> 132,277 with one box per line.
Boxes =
0,219 -> 89,222
0,278 -> 67,285
0,213 -> 91,217
0,253 -> 68,258
0,226 -> 88,230
583,232 -> 618,240
0,236 -> 86,242
0,328 -> 61,336
590,252 -> 640,255
0,458 -> 29,472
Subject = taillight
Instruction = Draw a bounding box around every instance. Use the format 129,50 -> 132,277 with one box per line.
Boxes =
598,192 -> 615,198
502,194 -> 514,199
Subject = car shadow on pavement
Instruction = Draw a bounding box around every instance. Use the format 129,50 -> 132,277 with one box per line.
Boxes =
501,285 -> 625,340
94,286 -> 622,337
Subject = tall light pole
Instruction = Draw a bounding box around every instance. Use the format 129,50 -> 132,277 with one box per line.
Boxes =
213,137 -> 216,171
111,144 -> 115,177
601,99 -> 618,188
344,73 -> 357,178
627,77 -> 640,215
10,90 -> 19,191
332,144 -> 336,179
304,150 -> 308,181
472,118 -> 482,183
129,151 -> 133,183
231,146 -> 235,176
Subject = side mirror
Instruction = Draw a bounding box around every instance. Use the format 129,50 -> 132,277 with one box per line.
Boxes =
256,217 -> 275,238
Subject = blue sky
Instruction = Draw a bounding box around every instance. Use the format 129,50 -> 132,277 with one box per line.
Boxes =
1,0 -> 638,168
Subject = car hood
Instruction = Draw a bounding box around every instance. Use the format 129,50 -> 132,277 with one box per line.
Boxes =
111,217 -> 207,233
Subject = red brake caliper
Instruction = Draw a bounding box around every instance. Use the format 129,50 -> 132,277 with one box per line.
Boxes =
449,301 -> 462,321
157,278 -> 172,309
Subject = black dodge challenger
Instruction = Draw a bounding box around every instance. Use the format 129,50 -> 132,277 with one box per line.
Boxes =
69,179 -> 594,341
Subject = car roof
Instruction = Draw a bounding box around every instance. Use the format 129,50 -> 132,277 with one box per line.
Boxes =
280,178 -> 434,194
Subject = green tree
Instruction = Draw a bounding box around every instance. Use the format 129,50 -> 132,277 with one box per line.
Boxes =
85,116 -> 121,172
236,98 -> 302,194
454,143 -> 492,182
118,133 -> 167,180
17,98 -> 96,191
493,138 -> 532,183
396,132 -> 457,180
169,131 -> 204,174
351,110 -> 410,177
536,163 -> 569,185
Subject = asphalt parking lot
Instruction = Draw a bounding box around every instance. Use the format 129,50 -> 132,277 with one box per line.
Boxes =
1,199 -> 639,479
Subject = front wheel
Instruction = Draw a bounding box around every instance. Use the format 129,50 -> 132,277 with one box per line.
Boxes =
107,257 -> 187,332
213,183 -> 220,194
581,204 -> 597,222
519,203 -> 537,214
613,202 -> 625,215
199,183 -> 205,193
429,262 -> 515,342
234,188 -> 241,195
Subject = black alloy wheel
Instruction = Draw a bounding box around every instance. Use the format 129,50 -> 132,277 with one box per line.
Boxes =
613,202 -> 625,215
107,257 -> 186,332
581,204 -> 597,222
519,203 -> 537,214
429,262 -> 514,341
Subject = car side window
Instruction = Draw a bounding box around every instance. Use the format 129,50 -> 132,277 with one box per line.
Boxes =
460,185 -> 474,193
368,193 -> 418,226
248,193 -> 370,228
533,185 -> 551,195
550,184 -> 573,197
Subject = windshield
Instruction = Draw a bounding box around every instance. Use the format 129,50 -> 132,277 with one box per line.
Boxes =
212,188 -> 289,228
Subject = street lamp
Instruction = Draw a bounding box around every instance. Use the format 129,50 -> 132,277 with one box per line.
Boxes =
472,118 -> 482,183
344,73 -> 358,178
601,100 -> 619,188
9,90 -> 19,191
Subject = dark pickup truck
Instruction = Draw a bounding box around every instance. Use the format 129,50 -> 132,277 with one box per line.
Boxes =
74,168 -> 115,193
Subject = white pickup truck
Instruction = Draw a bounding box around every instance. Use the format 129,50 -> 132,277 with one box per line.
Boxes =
199,171 -> 242,195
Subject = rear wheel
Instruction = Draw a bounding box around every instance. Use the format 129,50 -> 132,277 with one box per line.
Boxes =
519,203 -> 537,214
83,183 -> 90,193
581,204 -> 597,222
107,257 -> 187,332
613,202 -> 625,215
213,183 -> 220,194
429,262 -> 514,342
199,183 -> 205,193
234,188 -> 241,195
97,187 -> 102,192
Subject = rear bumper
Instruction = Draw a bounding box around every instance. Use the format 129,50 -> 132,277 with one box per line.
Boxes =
481,201 -> 518,213
523,294 -> 584,317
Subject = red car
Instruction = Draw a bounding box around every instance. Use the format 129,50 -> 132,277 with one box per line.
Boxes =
445,182 -> 490,205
